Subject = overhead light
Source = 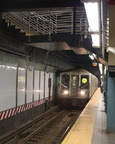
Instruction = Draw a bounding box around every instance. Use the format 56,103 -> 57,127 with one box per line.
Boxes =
91,34 -> 100,47
84,2 -> 99,32
84,2 -> 100,47
92,53 -> 97,59
89,53 -> 97,60
99,63 -> 103,74
89,54 -> 94,60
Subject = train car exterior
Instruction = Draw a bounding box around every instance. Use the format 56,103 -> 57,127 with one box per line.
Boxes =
58,69 -> 99,107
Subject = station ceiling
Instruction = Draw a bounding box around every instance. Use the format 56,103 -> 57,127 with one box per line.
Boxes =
0,0 -> 104,78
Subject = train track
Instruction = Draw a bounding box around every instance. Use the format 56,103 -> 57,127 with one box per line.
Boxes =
0,106 -> 82,144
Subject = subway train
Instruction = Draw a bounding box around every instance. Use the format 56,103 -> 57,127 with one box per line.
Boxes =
58,69 -> 99,107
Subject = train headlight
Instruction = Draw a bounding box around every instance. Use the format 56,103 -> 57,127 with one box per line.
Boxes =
80,90 -> 85,95
63,90 -> 69,95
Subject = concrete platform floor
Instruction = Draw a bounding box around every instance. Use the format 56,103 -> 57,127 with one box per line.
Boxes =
92,93 -> 115,144
62,88 -> 115,144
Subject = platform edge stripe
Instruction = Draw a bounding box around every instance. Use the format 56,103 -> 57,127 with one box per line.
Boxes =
18,106 -> 21,113
26,103 -> 33,110
0,105 -> 25,120
26,103 -> 29,110
4,110 -> 9,119
38,100 -> 40,106
1,111 -> 5,120
34,101 -> 38,107
19,106 -> 22,113
17,106 -> 20,113
29,103 -> 31,109
19,105 -> 24,113
22,105 -> 25,112
25,104 -> 27,110
26,104 -> 29,110
8,109 -> 12,117
20,106 -> 22,112
0,98 -> 47,120
24,105 -> 26,111
16,107 -> 19,113
0,111 -> 4,120
27,104 -> 30,109
0,113 -> 1,120
3,110 -> 9,119
12,108 -> 16,116
36,101 -> 38,106
20,106 -> 23,112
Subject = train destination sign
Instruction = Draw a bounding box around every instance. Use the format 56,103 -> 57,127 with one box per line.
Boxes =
82,78 -> 87,83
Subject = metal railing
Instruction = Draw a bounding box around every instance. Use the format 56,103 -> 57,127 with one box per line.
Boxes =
2,7 -> 89,36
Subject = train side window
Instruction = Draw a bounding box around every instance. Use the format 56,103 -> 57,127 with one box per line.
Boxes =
81,75 -> 89,89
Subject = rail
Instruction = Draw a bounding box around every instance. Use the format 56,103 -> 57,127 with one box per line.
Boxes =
0,105 -> 60,144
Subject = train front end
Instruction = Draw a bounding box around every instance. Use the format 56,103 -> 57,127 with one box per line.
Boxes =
58,72 -> 90,107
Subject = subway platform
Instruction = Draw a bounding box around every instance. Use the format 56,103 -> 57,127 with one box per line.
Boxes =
62,88 -> 115,144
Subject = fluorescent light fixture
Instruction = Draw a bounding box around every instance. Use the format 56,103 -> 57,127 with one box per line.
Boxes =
99,63 -> 103,74
84,2 -> 99,32
93,53 -> 97,59
89,53 -> 97,61
84,2 -> 100,47
91,34 -> 100,47
89,54 -> 94,60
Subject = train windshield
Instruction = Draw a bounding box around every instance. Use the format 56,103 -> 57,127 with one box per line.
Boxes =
61,75 -> 70,88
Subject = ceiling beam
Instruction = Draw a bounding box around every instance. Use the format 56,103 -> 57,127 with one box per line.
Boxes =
0,0 -> 83,12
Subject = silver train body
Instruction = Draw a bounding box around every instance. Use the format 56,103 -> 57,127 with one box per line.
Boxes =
58,69 -> 99,107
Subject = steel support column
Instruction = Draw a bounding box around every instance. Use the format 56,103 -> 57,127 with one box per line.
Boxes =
73,7 -> 77,47
107,70 -> 115,132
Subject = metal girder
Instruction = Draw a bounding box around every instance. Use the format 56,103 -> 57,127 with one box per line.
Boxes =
0,34 -> 74,70
0,0 -> 83,12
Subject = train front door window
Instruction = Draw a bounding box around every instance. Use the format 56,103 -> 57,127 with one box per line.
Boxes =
61,74 -> 70,95
71,75 -> 79,96
81,75 -> 89,89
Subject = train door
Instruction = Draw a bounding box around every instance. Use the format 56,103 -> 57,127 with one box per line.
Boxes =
71,75 -> 79,97
81,75 -> 89,89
